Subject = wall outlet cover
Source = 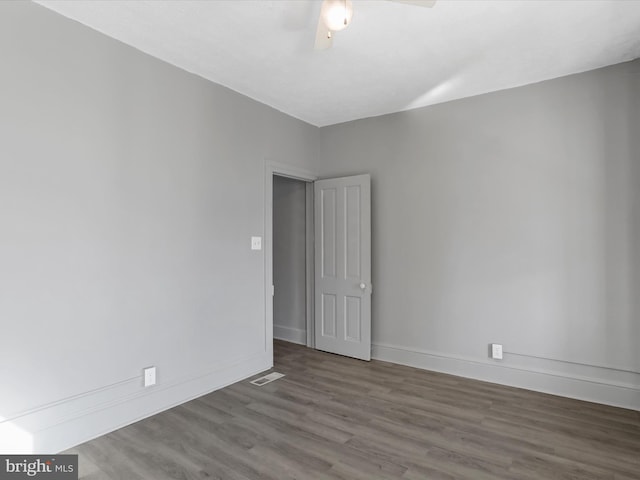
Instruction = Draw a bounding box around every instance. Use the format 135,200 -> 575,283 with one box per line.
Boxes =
144,366 -> 157,387
491,343 -> 503,360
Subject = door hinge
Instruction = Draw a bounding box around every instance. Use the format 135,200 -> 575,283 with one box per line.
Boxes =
272,285 -> 275,296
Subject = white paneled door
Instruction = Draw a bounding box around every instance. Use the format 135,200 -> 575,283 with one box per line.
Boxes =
314,174 -> 371,361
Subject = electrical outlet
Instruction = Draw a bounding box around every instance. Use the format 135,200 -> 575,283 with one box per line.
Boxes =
251,236 -> 262,250
144,367 -> 156,387
491,343 -> 503,360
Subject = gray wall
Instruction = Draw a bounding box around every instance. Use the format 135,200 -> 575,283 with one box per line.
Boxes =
272,176 -> 307,344
318,60 -> 640,409
0,1 -> 318,453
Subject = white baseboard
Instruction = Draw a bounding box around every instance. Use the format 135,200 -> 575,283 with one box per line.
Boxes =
5,341 -> 634,456
274,325 -> 306,345
0,352 -> 271,454
372,342 -> 640,411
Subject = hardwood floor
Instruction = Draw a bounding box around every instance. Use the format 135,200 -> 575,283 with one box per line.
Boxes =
67,340 -> 640,479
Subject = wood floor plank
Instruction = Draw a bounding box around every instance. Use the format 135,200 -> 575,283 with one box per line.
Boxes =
66,340 -> 640,479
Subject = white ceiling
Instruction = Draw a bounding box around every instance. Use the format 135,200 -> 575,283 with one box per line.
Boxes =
36,0 -> 640,127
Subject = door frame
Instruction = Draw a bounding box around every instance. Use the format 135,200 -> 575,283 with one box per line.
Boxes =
264,160 -> 318,361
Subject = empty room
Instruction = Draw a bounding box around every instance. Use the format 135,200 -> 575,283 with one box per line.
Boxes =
1,0 -> 639,479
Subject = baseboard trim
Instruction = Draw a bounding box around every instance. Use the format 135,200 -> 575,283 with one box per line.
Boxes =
274,325 -> 306,345
0,352 -> 272,454
372,342 -> 639,411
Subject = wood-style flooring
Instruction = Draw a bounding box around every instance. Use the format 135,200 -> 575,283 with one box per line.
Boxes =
67,340 -> 640,479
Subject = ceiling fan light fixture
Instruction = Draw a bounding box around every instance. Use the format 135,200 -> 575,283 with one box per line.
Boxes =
321,0 -> 354,32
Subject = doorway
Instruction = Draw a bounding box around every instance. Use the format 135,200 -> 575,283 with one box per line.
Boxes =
272,175 -> 310,346
264,161 -> 317,363
264,161 -> 372,363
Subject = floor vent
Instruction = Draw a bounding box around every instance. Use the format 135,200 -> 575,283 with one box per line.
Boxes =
250,372 -> 285,386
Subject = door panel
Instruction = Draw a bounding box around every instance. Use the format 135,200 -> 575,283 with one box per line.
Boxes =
321,188 -> 337,278
314,174 -> 371,361
345,296 -> 361,342
345,185 -> 361,280
321,293 -> 337,338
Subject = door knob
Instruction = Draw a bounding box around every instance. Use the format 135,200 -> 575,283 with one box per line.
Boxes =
360,283 -> 366,290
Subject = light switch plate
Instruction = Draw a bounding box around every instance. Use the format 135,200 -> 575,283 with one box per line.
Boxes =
251,236 -> 262,250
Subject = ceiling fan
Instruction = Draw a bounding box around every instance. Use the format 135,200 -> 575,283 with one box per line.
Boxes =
315,0 -> 437,50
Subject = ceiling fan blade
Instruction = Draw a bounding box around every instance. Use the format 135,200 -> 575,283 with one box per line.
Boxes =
387,0 -> 437,7
314,15 -> 333,50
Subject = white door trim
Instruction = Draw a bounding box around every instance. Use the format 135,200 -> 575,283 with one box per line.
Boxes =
305,182 -> 315,349
264,160 -> 318,361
